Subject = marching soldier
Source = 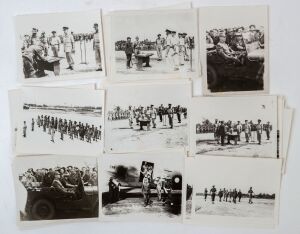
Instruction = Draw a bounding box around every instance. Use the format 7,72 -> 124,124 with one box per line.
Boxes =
210,185 -> 217,204
62,26 -> 75,70
238,189 -> 242,202
124,37 -> 134,69
155,34 -> 163,61
256,119 -> 263,144
50,126 -> 55,143
167,104 -> 173,129
93,23 -> 102,71
49,31 -> 60,57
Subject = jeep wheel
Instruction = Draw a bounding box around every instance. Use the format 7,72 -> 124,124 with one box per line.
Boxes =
31,199 -> 55,220
207,64 -> 219,89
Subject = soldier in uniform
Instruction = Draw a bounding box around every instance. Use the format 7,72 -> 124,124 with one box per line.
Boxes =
50,126 -> 55,143
236,121 -> 242,141
238,189 -> 242,202
158,104 -> 164,123
218,121 -> 226,146
164,29 -> 172,58
265,121 -> 272,140
175,105 -> 182,123
248,187 -> 254,204
124,37 -> 134,69
210,185 -> 217,204
93,23 -> 102,71
23,121 -> 27,137
214,119 -> 220,144
142,174 -> 152,207
218,189 -> 223,202
155,34 -> 163,61
204,188 -> 208,201
62,26 -> 75,70
49,31 -> 60,57
256,119 -> 263,144
133,36 -> 141,55
244,120 -> 251,143
170,31 -> 179,71
149,105 -> 157,128
39,31 -> 48,56
167,104 -> 173,129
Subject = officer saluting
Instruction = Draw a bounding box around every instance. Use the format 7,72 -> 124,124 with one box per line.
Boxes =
62,26 -> 75,70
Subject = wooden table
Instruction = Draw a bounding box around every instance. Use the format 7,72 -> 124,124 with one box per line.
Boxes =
135,53 -> 154,71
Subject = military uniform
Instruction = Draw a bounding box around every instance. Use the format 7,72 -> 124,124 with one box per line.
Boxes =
155,35 -> 163,60
124,38 -> 134,68
210,186 -> 217,204
244,122 -> 251,143
93,24 -> 102,71
62,27 -> 75,69
256,121 -> 263,144
50,32 -> 60,57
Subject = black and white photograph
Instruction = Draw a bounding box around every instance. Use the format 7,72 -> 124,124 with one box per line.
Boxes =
105,81 -> 191,153
15,87 -> 105,156
15,10 -> 105,82
106,9 -> 198,79
189,156 -> 281,228
100,152 -> 184,222
13,155 -> 99,222
189,96 -> 278,158
199,6 -> 269,94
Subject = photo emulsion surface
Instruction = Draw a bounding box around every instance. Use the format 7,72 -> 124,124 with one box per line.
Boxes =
14,156 -> 99,221
108,9 -> 198,78
199,6 -> 269,94
100,152 -> 184,222
190,96 -> 278,158
16,87 -> 104,156
15,10 -> 105,81
105,81 -> 191,153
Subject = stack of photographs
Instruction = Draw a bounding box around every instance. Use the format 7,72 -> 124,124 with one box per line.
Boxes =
8,4 -> 294,230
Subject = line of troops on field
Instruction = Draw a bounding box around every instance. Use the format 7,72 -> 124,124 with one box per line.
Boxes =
197,119 -> 272,146
123,29 -> 194,70
107,104 -> 187,130
206,24 -> 264,64
21,23 -> 102,78
22,115 -> 102,143
204,186 -> 254,204
20,166 -> 98,195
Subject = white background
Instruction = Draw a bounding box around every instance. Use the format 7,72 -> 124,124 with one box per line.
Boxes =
0,0 -> 299,233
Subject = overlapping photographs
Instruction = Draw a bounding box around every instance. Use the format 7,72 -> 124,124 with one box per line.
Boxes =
105,81 -> 191,153
100,152 -> 184,222
186,156 -> 281,228
15,87 -> 105,156
13,156 -> 99,223
189,96 -> 278,158
15,10 -> 105,82
105,9 -> 199,79
199,6 -> 269,95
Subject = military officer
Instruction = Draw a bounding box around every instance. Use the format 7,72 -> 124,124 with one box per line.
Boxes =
93,23 -> 102,71
248,187 -> 254,204
210,185 -> 217,204
265,121 -> 272,140
164,29 -> 172,58
49,31 -> 60,57
155,34 -> 163,61
170,31 -> 179,71
218,121 -> 226,146
244,120 -> 251,143
124,37 -> 134,69
149,105 -> 157,128
236,121 -> 242,141
256,119 -> 263,144
167,104 -> 173,129
62,26 -> 75,70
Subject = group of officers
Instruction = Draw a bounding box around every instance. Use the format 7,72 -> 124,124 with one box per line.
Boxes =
107,104 -> 187,130
22,114 -> 102,144
208,119 -> 272,146
123,29 -> 194,71
206,24 -> 264,64
20,165 -> 98,194
204,186 -> 254,204
21,23 -> 102,78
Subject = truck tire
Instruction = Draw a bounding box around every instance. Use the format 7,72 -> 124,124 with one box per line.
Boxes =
207,64 -> 219,89
31,199 -> 55,220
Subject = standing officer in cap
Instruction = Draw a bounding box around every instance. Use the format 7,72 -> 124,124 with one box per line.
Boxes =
256,119 -> 263,144
124,37 -> 134,69
155,34 -> 163,61
164,29 -> 172,58
170,31 -> 179,71
244,120 -> 251,143
49,31 -> 60,57
62,26 -> 75,70
93,23 -> 102,71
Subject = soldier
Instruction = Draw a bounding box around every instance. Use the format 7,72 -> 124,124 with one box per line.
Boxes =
232,188 -> 238,204
204,188 -> 208,201
175,105 -> 181,123
170,31 -> 179,71
167,104 -> 173,129
244,120 -> 251,143
142,174 -> 152,207
93,23 -> 102,71
156,177 -> 163,201
155,34 -> 163,61
39,31 -> 48,56
158,104 -> 164,123
149,105 -> 157,128
218,189 -> 223,202
223,188 -> 227,201
50,126 -> 55,143
49,31 -> 60,57
228,189 -> 232,202
31,118 -> 35,131
265,121 -> 272,140
23,121 -> 27,137
182,33 -> 190,61
218,121 -> 226,146
248,187 -> 254,204
214,119 -> 220,144
236,121 -> 242,141
238,189 -> 242,202
164,29 -> 172,58
210,185 -> 217,204
124,37 -> 134,69
256,119 -> 263,145
133,36 -> 141,55
128,106 -> 134,128
62,26 -> 75,70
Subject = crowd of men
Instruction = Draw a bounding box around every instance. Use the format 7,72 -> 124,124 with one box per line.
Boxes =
122,29 -> 194,71
204,186 -> 254,204
206,24 -> 264,64
21,23 -> 102,78
107,104 -> 187,130
22,114 -> 102,143
20,165 -> 98,194
197,119 -> 272,146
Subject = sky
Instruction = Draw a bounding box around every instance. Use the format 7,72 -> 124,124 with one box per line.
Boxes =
191,96 -> 277,125
106,81 -> 191,110
111,9 -> 197,41
21,87 -> 104,108
199,5 -> 267,30
15,10 -> 101,37
192,157 -> 281,194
